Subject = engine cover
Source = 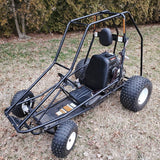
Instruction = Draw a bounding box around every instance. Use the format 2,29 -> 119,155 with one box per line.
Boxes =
84,52 -> 119,90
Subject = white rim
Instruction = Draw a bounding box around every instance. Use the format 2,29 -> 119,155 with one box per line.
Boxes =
138,88 -> 149,105
22,97 -> 32,114
66,132 -> 76,151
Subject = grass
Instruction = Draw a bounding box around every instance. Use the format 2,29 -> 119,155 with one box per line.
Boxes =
0,40 -> 57,64
0,24 -> 160,160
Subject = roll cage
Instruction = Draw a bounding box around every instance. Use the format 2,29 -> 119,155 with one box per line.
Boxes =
4,10 -> 143,134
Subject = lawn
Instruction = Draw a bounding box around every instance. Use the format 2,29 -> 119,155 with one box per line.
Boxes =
0,24 -> 160,160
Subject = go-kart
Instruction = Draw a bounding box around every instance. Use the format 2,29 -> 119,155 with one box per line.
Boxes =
4,10 -> 152,158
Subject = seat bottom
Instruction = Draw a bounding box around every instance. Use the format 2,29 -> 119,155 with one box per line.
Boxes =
70,86 -> 92,104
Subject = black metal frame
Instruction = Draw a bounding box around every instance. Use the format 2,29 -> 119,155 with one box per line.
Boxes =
4,10 -> 143,134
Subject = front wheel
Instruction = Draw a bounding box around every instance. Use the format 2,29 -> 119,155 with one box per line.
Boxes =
11,90 -> 34,118
51,120 -> 78,158
120,76 -> 152,112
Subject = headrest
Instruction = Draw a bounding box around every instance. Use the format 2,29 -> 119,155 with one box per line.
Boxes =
98,28 -> 113,46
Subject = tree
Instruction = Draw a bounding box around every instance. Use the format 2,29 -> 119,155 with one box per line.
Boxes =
10,0 -> 57,39
11,0 -> 29,38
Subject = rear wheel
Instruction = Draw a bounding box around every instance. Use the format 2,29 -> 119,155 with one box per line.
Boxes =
75,58 -> 90,80
120,76 -> 152,112
11,90 -> 34,117
51,120 -> 78,158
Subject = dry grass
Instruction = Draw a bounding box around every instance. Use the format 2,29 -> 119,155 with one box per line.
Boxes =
0,25 -> 160,160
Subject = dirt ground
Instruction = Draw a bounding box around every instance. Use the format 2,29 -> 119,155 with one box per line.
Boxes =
0,25 -> 160,160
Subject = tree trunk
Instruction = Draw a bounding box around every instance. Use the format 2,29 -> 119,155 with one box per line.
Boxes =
11,0 -> 26,39
21,14 -> 26,36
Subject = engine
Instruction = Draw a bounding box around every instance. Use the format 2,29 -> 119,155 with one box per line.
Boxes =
83,52 -> 120,90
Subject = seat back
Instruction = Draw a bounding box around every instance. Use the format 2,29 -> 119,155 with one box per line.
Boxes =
83,53 -> 110,90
